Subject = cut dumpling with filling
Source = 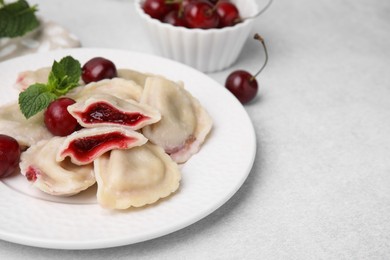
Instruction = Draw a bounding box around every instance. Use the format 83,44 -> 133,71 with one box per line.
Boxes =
140,76 -> 212,163
117,69 -> 150,88
57,126 -> 148,165
94,142 -> 181,209
67,93 -> 161,130
67,78 -> 143,102
14,67 -> 51,91
0,102 -> 53,148
20,137 -> 95,196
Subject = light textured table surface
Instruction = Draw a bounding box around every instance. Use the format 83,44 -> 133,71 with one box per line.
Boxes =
1,0 -> 390,259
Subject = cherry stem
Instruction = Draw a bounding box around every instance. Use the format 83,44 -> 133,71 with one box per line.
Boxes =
251,33 -> 268,81
165,0 -> 184,17
243,0 -> 273,21
208,0 -> 221,16
165,0 -> 181,3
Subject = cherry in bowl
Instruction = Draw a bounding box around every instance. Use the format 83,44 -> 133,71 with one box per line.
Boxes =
135,0 -> 260,72
216,1 -> 241,27
184,1 -> 220,29
142,0 -> 243,30
143,0 -> 173,20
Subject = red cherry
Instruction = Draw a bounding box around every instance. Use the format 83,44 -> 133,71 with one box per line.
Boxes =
173,0 -> 197,10
0,135 -> 20,178
143,0 -> 173,20
82,57 -> 117,84
225,70 -> 258,103
208,0 -> 227,5
44,98 -> 80,136
184,1 -> 219,29
225,34 -> 268,104
216,2 -> 240,27
163,10 -> 187,27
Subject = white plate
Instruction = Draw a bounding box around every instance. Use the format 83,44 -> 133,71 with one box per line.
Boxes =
0,48 -> 256,249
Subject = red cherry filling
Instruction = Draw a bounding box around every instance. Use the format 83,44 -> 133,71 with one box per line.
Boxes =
63,132 -> 136,163
25,166 -> 39,182
75,102 -> 149,127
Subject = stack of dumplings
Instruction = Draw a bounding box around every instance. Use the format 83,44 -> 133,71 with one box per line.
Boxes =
1,67 -> 213,210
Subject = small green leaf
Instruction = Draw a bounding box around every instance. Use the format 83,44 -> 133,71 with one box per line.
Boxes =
18,83 -> 57,119
57,56 -> 82,84
0,0 -> 40,38
48,56 -> 81,94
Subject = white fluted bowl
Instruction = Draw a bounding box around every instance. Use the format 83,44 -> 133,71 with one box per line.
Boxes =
135,0 -> 259,73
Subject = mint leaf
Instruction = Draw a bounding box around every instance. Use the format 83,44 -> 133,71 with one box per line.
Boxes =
19,55 -> 82,119
18,83 -> 57,119
0,0 -> 40,38
53,56 -> 82,84
48,56 -> 81,95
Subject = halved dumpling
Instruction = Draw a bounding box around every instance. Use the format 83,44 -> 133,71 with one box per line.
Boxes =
94,142 -> 181,209
140,76 -> 212,163
19,137 -> 95,196
67,93 -> 161,130
57,126 -> 148,165
0,102 -> 53,148
67,78 -> 142,102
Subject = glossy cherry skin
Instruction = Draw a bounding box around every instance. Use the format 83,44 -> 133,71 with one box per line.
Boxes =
81,57 -> 117,84
163,10 -> 187,27
216,2 -> 240,27
173,0 -> 198,10
225,70 -> 258,104
209,0 -> 230,5
184,1 -> 220,29
0,134 -> 20,178
143,0 -> 173,20
44,98 -> 80,136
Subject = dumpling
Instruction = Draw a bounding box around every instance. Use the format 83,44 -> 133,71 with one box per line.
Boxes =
14,67 -> 51,91
140,76 -> 212,163
19,137 -> 95,196
67,93 -> 161,130
94,142 -> 181,209
57,126 -> 148,165
0,102 -> 53,148
117,69 -> 149,88
67,78 -> 142,102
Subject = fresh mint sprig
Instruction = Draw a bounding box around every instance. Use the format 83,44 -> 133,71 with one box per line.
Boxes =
0,0 -> 40,38
19,56 -> 82,119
